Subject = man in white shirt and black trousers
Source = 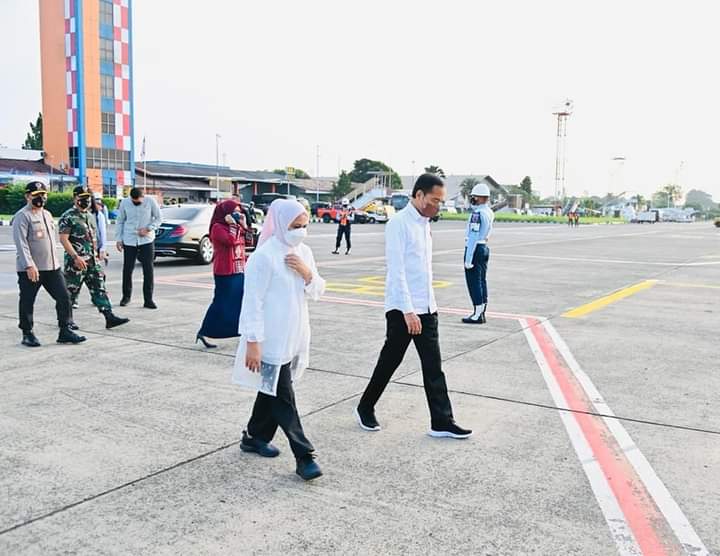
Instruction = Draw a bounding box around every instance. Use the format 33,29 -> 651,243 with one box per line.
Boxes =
355,174 -> 472,439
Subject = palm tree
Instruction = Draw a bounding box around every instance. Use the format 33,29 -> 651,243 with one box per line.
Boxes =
460,177 -> 480,198
424,165 -> 446,178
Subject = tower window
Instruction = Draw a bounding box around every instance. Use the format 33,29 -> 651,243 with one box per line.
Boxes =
101,112 -> 116,135
101,74 -> 114,98
100,0 -> 113,26
100,38 -> 114,63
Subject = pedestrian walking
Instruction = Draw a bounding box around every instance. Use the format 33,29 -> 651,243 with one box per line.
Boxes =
115,187 -> 161,309
58,186 -> 129,330
331,199 -> 352,255
233,199 -> 325,481
462,183 -> 494,324
71,192 -> 110,309
354,174 -> 472,439
12,181 -> 86,347
574,212 -> 580,227
196,200 -> 248,349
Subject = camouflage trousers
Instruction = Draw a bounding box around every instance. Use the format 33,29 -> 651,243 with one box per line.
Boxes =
64,259 -> 112,313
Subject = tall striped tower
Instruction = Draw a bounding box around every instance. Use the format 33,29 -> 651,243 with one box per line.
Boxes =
39,0 -> 135,197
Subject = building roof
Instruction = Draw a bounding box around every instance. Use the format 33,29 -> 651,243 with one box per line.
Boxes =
137,160 -> 287,183
0,158 -> 68,175
0,148 -> 44,161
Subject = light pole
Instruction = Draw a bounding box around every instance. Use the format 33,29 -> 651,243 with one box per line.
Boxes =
315,145 -> 320,203
411,160 -> 415,187
215,133 -> 221,196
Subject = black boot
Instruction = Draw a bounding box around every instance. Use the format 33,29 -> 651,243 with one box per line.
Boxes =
57,327 -> 87,344
103,311 -> 130,329
21,331 -> 41,348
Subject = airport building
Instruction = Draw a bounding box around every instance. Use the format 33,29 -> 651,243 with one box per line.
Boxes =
39,0 -> 135,197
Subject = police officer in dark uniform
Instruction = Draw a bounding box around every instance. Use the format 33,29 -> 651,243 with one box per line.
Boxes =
12,182 -> 86,347
58,186 -> 129,329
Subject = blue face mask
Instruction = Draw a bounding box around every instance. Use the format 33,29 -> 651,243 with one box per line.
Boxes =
231,212 -> 242,224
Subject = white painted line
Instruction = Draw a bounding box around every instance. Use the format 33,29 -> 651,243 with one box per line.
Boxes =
543,321 -> 710,556
521,319 -> 642,555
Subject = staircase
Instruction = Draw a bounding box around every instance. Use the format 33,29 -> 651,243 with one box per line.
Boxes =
350,187 -> 387,210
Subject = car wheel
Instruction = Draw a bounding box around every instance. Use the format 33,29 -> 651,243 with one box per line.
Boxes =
369,217 -> 376,224
196,236 -> 213,265
323,215 -> 331,223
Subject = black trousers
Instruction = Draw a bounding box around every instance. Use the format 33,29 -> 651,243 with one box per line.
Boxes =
17,270 -> 72,332
359,310 -> 454,428
247,363 -> 314,459
122,243 -> 155,302
335,225 -> 351,250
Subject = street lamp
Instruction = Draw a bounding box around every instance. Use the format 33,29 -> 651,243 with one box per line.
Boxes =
215,133 -> 221,195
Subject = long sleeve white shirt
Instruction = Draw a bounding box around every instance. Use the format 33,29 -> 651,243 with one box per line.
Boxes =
384,203 -> 437,315
234,237 -> 325,381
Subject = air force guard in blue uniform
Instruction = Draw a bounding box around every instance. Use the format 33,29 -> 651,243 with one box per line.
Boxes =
462,183 -> 494,324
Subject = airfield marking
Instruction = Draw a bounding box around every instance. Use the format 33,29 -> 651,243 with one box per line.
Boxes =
562,280 -> 658,318
143,277 -> 711,553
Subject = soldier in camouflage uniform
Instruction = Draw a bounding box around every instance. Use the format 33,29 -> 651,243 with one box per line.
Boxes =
58,186 -> 129,329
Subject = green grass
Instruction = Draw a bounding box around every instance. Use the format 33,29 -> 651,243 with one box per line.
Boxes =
440,211 -> 625,225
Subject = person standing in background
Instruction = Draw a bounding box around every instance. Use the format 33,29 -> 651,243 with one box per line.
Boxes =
332,199 -> 352,255
115,187 -> 161,309
196,200 -> 248,348
462,183 -> 494,324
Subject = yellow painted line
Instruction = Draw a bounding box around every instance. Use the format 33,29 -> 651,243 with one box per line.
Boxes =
562,280 -> 658,318
325,275 -> 452,297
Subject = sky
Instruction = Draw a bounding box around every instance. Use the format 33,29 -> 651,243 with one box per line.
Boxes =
1,0 -> 719,200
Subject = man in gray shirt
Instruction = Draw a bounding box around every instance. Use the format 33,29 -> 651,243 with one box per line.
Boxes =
12,182 -> 86,347
115,187 -> 161,309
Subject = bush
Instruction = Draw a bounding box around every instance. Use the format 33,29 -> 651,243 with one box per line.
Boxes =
0,184 -> 75,217
102,197 -> 117,211
439,211 -> 625,225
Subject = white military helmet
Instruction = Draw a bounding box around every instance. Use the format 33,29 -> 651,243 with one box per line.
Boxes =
341,198 -> 349,206
471,183 -> 490,197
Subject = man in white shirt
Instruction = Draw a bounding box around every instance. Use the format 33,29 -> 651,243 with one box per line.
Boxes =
355,174 -> 472,439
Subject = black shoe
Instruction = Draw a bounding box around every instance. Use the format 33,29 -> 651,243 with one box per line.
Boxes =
345,250 -> 350,255
240,431 -> 280,458
461,314 -> 483,324
295,454 -> 323,481
429,421 -> 473,439
21,332 -> 41,348
354,406 -> 381,432
57,327 -> 87,344
143,300 -> 157,309
119,297 -> 130,306
68,321 -> 80,331
479,311 -> 487,324
104,311 -> 130,329
195,334 -> 217,349
331,250 -> 339,255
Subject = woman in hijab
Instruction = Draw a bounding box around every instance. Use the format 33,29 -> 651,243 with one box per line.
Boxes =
196,200 -> 248,348
233,199 -> 325,481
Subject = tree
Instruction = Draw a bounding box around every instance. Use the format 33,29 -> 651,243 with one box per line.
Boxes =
685,189 -> 716,211
273,168 -> 311,179
424,165 -> 446,178
23,113 -> 43,150
520,176 -> 532,197
654,184 -> 682,207
331,171 -> 353,200
348,158 -> 402,189
459,177 -> 480,199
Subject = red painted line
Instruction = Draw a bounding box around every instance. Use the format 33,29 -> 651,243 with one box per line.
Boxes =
527,318 -> 678,556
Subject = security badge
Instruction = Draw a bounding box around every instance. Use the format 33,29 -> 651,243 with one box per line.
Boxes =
470,212 -> 482,232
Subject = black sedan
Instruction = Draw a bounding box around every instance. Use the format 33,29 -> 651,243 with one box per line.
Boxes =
154,204 -> 260,265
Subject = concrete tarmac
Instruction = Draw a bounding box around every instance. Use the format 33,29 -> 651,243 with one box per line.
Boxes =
0,220 -> 717,555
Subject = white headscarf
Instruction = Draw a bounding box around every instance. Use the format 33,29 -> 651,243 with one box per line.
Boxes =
258,199 -> 306,247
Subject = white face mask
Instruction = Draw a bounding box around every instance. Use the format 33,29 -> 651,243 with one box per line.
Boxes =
286,227 -> 307,246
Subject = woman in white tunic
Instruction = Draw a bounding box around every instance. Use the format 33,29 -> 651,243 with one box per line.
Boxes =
233,199 -> 325,481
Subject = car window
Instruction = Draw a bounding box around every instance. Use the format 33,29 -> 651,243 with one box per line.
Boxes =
161,206 -> 207,220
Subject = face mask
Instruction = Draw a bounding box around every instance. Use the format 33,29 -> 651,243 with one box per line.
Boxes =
31,196 -> 46,208
286,227 -> 307,247
77,198 -> 91,209
231,212 -> 242,224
